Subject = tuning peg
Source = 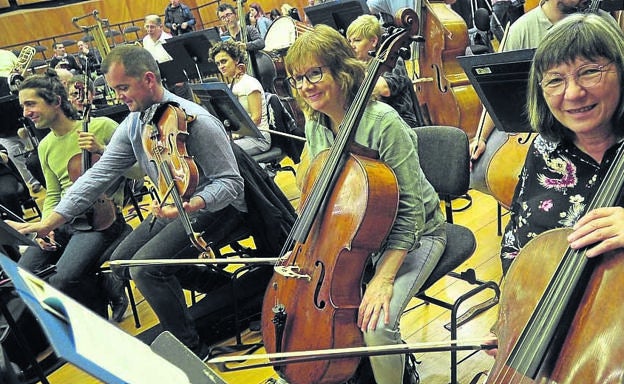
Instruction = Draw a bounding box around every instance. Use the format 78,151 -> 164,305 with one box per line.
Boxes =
398,47 -> 411,60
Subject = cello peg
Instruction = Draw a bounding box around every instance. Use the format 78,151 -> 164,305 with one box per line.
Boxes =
399,47 -> 411,60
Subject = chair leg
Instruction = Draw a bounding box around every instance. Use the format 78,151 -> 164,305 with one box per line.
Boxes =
124,281 -> 141,328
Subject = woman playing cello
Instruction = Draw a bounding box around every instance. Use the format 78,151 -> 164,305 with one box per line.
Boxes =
285,24 -> 446,383
486,14 -> 624,382
499,13 -> 624,274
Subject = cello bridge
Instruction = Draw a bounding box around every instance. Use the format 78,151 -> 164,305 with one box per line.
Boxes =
274,265 -> 311,280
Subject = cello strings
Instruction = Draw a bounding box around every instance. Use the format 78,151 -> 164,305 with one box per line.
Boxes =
497,143 -> 624,381
274,28 -> 402,269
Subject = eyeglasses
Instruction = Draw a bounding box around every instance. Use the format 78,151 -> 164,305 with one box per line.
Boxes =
69,91 -> 81,99
219,12 -> 234,21
539,62 -> 615,96
287,66 -> 328,89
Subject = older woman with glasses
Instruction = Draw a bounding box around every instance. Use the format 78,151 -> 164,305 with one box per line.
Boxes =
284,24 -> 446,384
499,12 -> 624,275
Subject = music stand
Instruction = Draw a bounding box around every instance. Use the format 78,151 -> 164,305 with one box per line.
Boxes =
458,49 -> 536,133
0,95 -> 22,139
160,28 -> 221,85
304,0 -> 368,35
0,220 -> 37,247
0,257 -> 229,384
190,82 -> 262,139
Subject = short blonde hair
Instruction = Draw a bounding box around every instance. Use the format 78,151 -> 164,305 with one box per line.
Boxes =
346,14 -> 383,41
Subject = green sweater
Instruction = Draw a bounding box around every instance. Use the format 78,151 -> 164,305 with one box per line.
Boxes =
38,116 -> 119,218
305,101 -> 445,251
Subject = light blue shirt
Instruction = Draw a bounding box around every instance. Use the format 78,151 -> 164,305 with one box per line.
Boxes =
55,89 -> 246,220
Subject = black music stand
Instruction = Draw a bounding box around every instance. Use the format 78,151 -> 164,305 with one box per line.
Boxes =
0,96 -> 22,139
0,220 -> 37,248
190,82 -> 262,139
304,0 -> 368,35
0,257 -> 228,384
160,28 -> 221,85
458,49 -> 536,133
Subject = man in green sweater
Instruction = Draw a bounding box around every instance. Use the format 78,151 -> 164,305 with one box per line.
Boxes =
10,69 -> 127,319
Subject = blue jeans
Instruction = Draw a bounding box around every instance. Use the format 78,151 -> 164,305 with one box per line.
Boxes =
364,228 -> 447,384
110,205 -> 245,348
18,215 -> 124,317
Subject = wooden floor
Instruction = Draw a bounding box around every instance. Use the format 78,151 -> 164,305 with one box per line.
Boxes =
32,160 -> 509,384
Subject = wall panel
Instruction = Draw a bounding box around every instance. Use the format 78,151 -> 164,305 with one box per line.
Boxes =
0,0 -> 311,49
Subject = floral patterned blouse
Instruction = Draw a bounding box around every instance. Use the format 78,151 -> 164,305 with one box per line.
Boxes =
500,134 -> 624,274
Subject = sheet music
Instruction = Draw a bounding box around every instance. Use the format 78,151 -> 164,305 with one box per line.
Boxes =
17,268 -> 191,384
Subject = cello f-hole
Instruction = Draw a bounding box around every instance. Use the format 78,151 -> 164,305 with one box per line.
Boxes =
431,64 -> 449,93
313,261 -> 326,309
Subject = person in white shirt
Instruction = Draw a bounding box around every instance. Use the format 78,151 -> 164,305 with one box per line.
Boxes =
142,14 -> 193,101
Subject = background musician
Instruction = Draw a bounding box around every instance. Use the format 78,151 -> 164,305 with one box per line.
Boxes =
49,43 -> 82,75
499,13 -> 624,274
0,49 -> 18,97
346,14 -> 422,128
469,0 -> 615,194
12,45 -> 246,359
247,2 -> 273,39
217,4 -> 265,59
142,14 -> 194,101
286,25 -> 445,383
163,0 -> 196,36
9,70 -> 127,319
76,40 -> 102,76
209,40 -> 271,155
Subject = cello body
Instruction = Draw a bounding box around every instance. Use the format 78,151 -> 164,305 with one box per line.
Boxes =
485,133 -> 534,209
416,0 -> 482,138
489,228 -> 624,383
261,151 -> 399,384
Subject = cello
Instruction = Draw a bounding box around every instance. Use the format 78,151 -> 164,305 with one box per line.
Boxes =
487,141 -> 624,383
260,10 -> 418,384
415,0 -> 482,138
66,81 -> 116,231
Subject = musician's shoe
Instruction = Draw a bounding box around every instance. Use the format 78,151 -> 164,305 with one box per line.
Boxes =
190,341 -> 211,362
110,294 -> 129,323
403,353 -> 420,384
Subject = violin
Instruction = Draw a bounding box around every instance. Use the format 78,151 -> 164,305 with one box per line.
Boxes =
260,10 -> 418,384
141,102 -> 211,256
488,142 -> 624,383
66,81 -> 116,231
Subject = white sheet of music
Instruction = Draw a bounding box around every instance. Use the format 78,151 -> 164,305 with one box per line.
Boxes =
19,268 -> 191,384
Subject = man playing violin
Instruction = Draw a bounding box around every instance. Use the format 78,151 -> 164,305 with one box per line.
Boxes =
12,45 -> 246,359
8,69 -> 126,319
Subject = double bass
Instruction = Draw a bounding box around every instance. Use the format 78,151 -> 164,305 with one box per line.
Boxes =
260,10 -> 419,384
415,0 -> 482,138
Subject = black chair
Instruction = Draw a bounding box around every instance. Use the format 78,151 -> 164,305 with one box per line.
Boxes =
412,125 -> 500,384
197,145 -> 296,355
122,25 -> 141,44
251,93 -> 305,177
97,223 -> 141,328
